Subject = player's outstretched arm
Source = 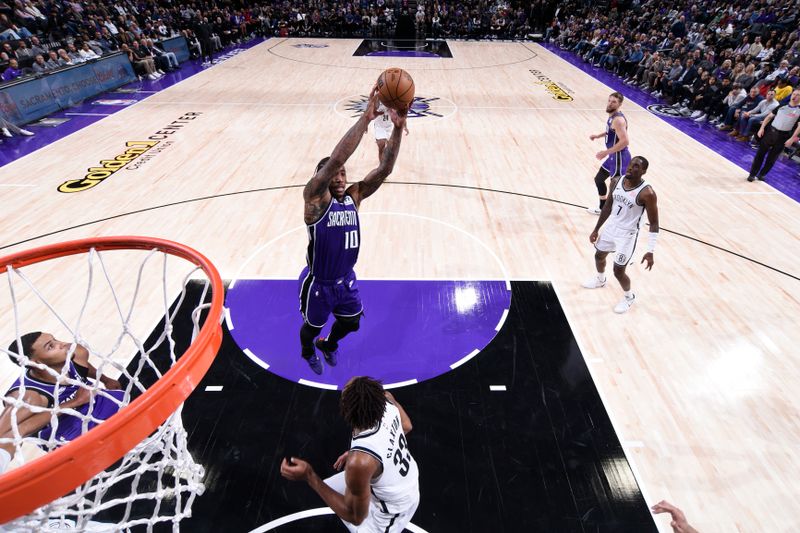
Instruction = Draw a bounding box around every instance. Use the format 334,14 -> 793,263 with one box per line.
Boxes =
72,346 -> 122,390
0,390 -> 51,445
281,453 -> 375,525
349,106 -> 408,207
642,187 -> 659,234
385,390 -> 412,434
640,186 -> 659,270
304,86 -> 383,206
651,500 -> 700,533
4,386 -> 92,447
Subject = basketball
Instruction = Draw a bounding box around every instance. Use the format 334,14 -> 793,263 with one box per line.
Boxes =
377,68 -> 415,111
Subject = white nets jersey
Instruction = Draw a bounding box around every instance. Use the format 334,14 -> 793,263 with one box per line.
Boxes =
373,103 -> 393,139
349,401 -> 419,513
607,177 -> 650,232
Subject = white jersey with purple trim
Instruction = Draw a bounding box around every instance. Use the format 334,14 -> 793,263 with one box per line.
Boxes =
349,401 -> 419,513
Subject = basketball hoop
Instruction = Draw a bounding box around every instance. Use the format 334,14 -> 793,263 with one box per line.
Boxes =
0,236 -> 224,529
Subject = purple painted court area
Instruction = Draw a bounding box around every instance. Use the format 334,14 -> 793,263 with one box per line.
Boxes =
540,43 -> 800,202
226,279 -> 511,389
366,51 -> 440,57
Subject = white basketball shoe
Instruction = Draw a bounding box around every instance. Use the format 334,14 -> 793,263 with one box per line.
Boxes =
614,293 -> 636,313
581,276 -> 607,289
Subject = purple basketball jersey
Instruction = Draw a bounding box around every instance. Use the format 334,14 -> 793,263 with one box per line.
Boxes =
605,111 -> 628,150
603,112 -> 631,177
5,360 -> 123,443
306,194 -> 360,281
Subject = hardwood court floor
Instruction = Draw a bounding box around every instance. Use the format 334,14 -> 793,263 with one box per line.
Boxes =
1,39 -> 799,532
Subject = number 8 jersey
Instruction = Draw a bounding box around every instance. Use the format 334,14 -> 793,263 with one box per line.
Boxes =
306,194 -> 360,281
350,400 -> 420,513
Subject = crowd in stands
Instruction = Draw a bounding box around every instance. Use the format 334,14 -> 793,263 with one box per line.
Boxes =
0,0 -> 547,85
550,0 -> 800,150
0,0 -> 257,83
1,0 -> 798,162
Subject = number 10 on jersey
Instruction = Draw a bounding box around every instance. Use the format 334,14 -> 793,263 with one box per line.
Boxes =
344,230 -> 359,250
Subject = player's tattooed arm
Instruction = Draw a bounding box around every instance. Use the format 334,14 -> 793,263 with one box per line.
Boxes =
349,110 -> 405,206
304,89 -> 382,220
303,195 -> 328,224
304,116 -> 369,196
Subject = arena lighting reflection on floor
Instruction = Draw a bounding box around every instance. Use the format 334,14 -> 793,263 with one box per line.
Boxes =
225,279 -> 511,389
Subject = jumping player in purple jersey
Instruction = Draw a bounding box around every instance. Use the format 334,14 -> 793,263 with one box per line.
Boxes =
588,92 -> 631,215
299,85 -> 409,375
0,332 -> 124,473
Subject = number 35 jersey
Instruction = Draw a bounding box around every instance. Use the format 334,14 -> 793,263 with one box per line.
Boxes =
306,194 -> 360,281
350,401 -> 420,513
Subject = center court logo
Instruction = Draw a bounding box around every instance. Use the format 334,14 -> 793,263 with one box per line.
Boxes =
647,104 -> 683,117
335,95 -> 456,121
528,69 -> 573,102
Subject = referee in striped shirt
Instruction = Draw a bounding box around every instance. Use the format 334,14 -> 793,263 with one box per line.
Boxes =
748,88 -> 800,182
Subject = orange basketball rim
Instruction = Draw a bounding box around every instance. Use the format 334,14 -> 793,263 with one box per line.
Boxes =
0,236 -> 224,524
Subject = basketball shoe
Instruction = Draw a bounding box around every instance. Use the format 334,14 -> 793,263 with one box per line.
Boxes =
304,353 -> 323,375
614,293 -> 636,313
581,275 -> 607,289
315,337 -> 338,367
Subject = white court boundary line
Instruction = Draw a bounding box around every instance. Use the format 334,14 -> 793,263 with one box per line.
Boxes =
450,348 -> 480,369
249,507 -> 430,533
549,280 -> 664,532
145,99 -> 611,113
298,379 -> 338,390
384,378 -> 418,389
229,210 -> 512,390
0,38 -> 271,172
716,191 -> 781,195
229,275 -> 547,281
495,308 -> 510,331
64,112 -> 112,116
141,101 -> 332,107
230,211 -> 514,290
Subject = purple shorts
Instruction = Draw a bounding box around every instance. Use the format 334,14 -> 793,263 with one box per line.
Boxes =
298,267 -> 363,328
601,149 -> 631,177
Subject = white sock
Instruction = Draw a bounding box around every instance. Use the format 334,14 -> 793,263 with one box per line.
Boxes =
0,448 -> 11,473
598,273 -> 606,282
624,290 -> 634,299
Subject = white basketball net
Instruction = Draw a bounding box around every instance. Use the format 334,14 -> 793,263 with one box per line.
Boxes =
0,246 -> 216,532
